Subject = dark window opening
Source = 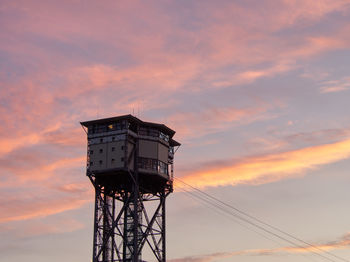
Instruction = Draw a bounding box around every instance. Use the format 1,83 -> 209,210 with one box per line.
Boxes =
137,157 -> 168,175
99,149 -> 103,153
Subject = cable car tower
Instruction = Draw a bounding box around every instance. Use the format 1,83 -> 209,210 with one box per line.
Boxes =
81,115 -> 180,262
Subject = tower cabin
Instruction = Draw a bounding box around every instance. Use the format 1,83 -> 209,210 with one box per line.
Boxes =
80,115 -> 180,194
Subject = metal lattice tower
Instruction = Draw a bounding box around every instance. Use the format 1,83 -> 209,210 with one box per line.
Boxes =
81,115 -> 180,262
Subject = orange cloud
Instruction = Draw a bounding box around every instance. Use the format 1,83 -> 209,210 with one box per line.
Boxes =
285,232 -> 350,253
178,138 -> 350,188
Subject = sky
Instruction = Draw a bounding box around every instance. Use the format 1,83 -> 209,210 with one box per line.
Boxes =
1,0 -> 350,261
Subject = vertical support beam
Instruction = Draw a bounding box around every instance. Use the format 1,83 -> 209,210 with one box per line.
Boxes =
132,131 -> 140,262
162,192 -> 166,262
132,189 -> 139,262
92,186 -> 100,262
103,193 -> 107,262
123,195 -> 128,262
111,193 -> 115,262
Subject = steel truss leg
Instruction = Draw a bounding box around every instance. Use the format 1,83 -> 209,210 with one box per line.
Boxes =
138,192 -> 167,262
90,178 -> 168,262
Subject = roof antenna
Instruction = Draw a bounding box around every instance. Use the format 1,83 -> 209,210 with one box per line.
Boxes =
139,99 -> 144,119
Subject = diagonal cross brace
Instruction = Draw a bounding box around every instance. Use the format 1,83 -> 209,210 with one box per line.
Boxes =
95,193 -> 131,260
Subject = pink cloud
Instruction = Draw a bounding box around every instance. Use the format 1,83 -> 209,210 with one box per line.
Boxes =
320,77 -> 350,93
1,0 -> 349,100
288,36 -> 346,59
0,194 -> 90,223
167,103 -> 277,141
0,1 -> 348,147
281,0 -> 350,24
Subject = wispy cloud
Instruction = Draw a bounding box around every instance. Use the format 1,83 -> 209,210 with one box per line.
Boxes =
169,232 -> 350,262
167,104 -> 275,141
0,152 -> 85,182
320,77 -> 350,93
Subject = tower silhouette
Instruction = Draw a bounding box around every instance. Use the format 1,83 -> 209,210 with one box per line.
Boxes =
81,115 -> 180,262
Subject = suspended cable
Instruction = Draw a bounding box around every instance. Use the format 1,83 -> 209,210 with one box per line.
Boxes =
177,184 -> 320,262
177,185 -> 308,254
175,177 -> 348,262
175,178 -> 348,262
177,183 -> 326,262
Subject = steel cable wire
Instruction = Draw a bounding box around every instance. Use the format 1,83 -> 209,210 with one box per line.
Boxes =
175,177 -> 348,262
176,185 -> 321,262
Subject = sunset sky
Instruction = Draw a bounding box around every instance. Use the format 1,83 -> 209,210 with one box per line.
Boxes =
1,1 -> 350,261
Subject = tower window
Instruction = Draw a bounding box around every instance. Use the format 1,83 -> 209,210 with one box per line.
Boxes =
121,145 -> 124,150
111,147 -> 115,152
112,137 -> 115,141
111,158 -> 115,163
100,138 -> 103,143
121,157 -> 124,162
90,161 -> 93,166
99,149 -> 103,153
90,150 -> 94,155
99,160 -> 103,165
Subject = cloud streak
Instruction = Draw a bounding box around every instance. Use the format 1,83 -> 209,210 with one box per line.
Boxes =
0,194 -> 90,223
0,179 -> 92,224
320,77 -> 350,93
167,104 -> 275,141
169,232 -> 350,262
179,138 -> 350,188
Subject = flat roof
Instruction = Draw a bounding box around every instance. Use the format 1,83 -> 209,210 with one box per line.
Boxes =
80,114 -> 180,146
